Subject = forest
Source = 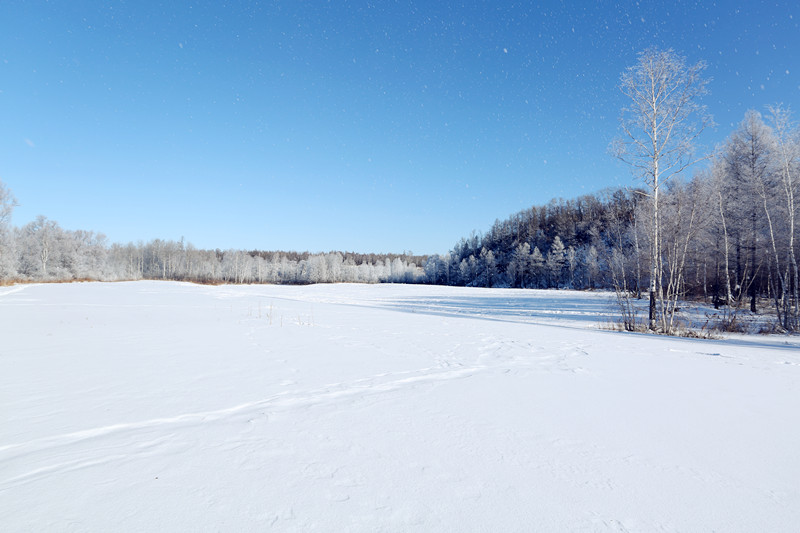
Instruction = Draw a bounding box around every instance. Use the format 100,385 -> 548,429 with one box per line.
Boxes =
0,208 -> 428,286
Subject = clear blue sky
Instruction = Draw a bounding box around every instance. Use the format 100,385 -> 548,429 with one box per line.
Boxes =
1,1 -> 798,254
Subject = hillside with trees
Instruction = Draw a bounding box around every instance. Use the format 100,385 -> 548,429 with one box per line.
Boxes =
428,105 -> 798,332
427,48 -> 797,334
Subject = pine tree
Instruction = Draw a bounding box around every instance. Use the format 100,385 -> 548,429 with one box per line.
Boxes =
546,236 -> 566,288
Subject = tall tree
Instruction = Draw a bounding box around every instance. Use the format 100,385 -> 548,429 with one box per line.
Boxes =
723,111 -> 774,313
766,106 -> 800,330
710,161 -> 736,305
530,246 -> 545,288
546,236 -> 566,288
613,47 -> 712,331
508,242 -> 532,288
0,180 -> 18,280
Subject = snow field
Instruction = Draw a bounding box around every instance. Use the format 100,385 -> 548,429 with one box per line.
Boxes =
1,282 -> 799,531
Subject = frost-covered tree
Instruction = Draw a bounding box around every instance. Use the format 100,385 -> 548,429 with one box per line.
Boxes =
0,180 -> 15,229
508,242 -> 531,288
478,248 -> 497,287
458,258 -> 470,286
0,180 -> 18,280
68,230 -> 109,280
613,47 -> 712,330
765,106 -> 800,330
723,110 -> 774,313
17,216 -> 62,279
467,255 -> 479,286
424,254 -> 446,285
326,252 -> 344,283
658,177 -> 710,333
546,236 -> 566,288
530,246 -> 544,288
709,160 -> 737,306
566,246 -> 577,288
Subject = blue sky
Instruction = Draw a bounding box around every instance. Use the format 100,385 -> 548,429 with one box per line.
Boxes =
1,1 -> 798,254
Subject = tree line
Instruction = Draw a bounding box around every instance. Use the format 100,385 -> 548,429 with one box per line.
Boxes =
0,202 -> 426,285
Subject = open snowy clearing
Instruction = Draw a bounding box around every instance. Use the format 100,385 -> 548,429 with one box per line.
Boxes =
2,282 -> 799,532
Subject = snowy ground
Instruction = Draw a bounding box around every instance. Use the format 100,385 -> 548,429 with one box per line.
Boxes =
2,281 -> 799,532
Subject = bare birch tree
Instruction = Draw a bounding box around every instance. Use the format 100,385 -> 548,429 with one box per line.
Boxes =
766,106 -> 799,331
711,161 -> 735,305
612,47 -> 712,331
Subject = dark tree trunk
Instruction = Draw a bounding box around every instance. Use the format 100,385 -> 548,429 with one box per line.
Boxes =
649,289 -> 657,329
